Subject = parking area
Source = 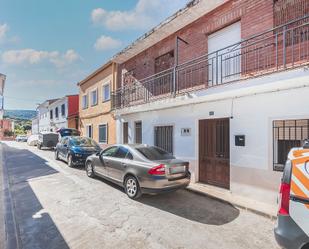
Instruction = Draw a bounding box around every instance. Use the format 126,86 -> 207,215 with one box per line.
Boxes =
0,141 -> 280,249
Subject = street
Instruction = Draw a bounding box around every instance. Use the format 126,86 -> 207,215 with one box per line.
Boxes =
1,141 -> 279,249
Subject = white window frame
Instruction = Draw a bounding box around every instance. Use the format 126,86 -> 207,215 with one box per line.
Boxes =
102,82 -> 111,102
82,94 -> 88,109
86,124 -> 93,138
98,123 -> 108,144
91,88 -> 98,106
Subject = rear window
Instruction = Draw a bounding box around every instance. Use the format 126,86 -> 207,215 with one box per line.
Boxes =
60,129 -> 80,137
136,146 -> 174,160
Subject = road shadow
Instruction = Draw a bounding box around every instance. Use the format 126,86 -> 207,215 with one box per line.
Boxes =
1,143 -> 70,249
138,189 -> 240,225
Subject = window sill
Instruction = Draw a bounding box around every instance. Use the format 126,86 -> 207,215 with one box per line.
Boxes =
102,99 -> 111,103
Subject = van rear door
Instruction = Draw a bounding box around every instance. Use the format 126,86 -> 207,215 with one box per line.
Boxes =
290,151 -> 309,236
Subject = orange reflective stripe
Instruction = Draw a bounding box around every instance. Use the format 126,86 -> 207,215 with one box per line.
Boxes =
292,157 -> 309,166
293,165 -> 309,192
291,180 -> 309,209
293,149 -> 309,158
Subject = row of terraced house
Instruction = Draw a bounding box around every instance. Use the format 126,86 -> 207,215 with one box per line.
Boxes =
36,0 -> 309,208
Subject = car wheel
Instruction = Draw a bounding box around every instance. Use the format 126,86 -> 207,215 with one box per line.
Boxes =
85,161 -> 95,178
125,176 -> 141,199
55,150 -> 59,160
67,154 -> 74,168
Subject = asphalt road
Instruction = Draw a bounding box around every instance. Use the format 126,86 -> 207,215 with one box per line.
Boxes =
0,141 -> 280,249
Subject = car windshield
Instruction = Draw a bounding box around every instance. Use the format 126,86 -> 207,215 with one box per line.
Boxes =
60,129 -> 80,137
136,146 -> 174,160
70,137 -> 99,147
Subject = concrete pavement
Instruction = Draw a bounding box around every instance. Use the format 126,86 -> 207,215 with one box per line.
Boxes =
0,141 -> 280,249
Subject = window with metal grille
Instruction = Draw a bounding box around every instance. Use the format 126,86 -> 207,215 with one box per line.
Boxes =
123,122 -> 128,144
154,126 -> 173,154
273,119 -> 309,171
135,121 -> 142,144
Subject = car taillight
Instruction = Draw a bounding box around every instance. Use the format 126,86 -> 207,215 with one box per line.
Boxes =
278,182 -> 291,215
148,164 -> 166,175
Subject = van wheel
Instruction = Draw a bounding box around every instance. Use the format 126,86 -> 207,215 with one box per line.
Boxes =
125,176 -> 141,199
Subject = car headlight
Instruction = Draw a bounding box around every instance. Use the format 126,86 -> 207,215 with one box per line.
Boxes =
75,153 -> 82,157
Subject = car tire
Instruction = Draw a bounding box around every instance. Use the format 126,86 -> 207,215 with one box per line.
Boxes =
67,154 -> 74,168
124,176 -> 142,199
55,150 -> 59,160
85,161 -> 95,178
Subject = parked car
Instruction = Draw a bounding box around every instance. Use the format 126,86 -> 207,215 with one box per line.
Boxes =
27,134 -> 39,146
37,132 -> 59,150
15,135 -> 28,142
85,144 -> 191,199
57,128 -> 80,138
55,136 -> 101,167
274,141 -> 309,249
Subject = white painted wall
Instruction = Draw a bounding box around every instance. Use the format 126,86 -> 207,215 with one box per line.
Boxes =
115,68 -> 309,205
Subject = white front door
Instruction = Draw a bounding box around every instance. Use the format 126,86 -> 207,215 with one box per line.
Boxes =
208,22 -> 241,85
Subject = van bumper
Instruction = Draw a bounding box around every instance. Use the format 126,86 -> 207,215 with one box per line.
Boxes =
274,214 -> 309,249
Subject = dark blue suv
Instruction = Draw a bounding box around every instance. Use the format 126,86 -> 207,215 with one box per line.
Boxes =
55,136 -> 101,167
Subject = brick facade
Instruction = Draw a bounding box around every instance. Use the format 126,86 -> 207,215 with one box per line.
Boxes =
117,0 -> 277,88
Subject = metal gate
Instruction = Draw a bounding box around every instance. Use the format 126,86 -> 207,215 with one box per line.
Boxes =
154,126 -> 173,154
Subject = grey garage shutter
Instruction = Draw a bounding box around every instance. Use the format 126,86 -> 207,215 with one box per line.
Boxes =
154,126 -> 173,154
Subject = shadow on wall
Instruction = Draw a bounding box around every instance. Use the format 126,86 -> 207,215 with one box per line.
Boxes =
2,143 -> 70,249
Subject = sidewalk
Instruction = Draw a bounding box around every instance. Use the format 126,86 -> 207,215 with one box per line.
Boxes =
187,182 -> 278,219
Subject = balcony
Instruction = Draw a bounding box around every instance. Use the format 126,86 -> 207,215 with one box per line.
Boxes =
112,16 -> 309,109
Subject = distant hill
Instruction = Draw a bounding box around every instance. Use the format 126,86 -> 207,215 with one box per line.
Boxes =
4,109 -> 37,120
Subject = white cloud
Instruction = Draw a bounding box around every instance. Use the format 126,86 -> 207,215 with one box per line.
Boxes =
94,35 -> 122,51
0,23 -> 9,42
1,49 -> 81,67
91,0 -> 188,31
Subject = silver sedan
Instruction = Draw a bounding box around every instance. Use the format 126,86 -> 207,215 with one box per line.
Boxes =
85,144 -> 191,199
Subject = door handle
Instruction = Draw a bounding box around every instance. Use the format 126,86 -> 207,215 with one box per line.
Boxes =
122,162 -> 127,167
291,195 -> 309,205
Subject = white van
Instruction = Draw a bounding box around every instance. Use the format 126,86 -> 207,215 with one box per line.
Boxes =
274,141 -> 309,249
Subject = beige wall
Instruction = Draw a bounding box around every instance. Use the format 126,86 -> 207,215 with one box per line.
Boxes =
79,63 -> 117,146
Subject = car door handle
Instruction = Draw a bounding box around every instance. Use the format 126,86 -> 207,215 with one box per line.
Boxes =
121,162 -> 127,167
290,195 -> 309,205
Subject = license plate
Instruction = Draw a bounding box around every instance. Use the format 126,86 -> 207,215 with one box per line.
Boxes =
169,166 -> 185,174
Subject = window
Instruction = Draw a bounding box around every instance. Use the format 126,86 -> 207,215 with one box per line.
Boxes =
91,89 -> 98,106
102,146 -> 118,157
154,126 -> 173,154
136,146 -> 174,160
86,125 -> 93,138
102,84 -> 110,101
135,121 -> 142,144
50,110 -> 53,119
123,122 -> 128,144
273,119 -> 309,171
61,104 -> 65,116
99,124 -> 108,144
82,95 -> 88,109
55,107 -> 59,119
114,146 -> 130,159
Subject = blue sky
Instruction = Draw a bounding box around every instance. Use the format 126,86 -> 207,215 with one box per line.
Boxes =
0,0 -> 188,110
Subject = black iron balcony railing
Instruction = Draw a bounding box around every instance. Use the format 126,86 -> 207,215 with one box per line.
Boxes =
112,15 -> 309,109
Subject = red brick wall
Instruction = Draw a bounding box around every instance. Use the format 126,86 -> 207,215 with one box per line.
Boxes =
117,0 -> 276,88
